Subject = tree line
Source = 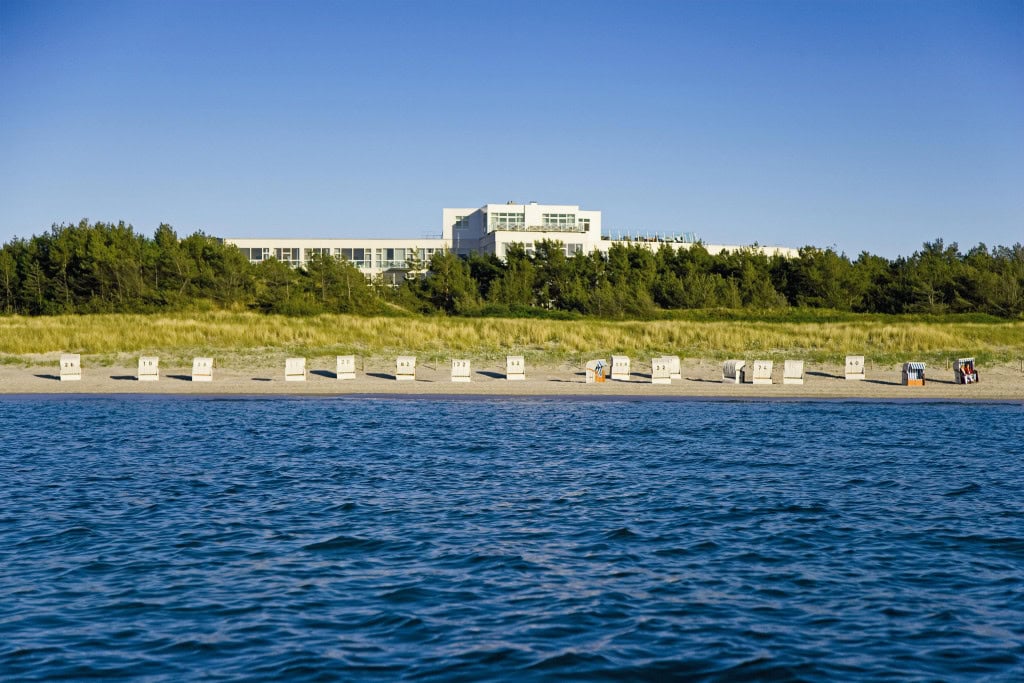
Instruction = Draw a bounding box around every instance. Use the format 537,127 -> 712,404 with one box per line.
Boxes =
1,220 -> 1022,318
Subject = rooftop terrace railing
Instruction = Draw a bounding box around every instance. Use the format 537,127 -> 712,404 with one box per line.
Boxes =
490,224 -> 588,233
602,231 -> 699,243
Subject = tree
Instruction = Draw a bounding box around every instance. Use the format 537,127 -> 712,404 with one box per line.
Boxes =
253,258 -> 302,313
991,244 -> 1024,315
153,223 -> 197,304
904,239 -> 962,313
780,247 -> 864,310
303,252 -> 378,313
467,253 -> 504,301
0,247 -> 17,313
652,271 -> 686,309
533,240 -> 572,309
420,251 -> 480,314
20,259 -> 48,314
853,252 -> 896,313
488,244 -> 535,308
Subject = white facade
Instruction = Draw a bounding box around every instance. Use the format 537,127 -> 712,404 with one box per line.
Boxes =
224,237 -> 448,283
443,202 -> 798,260
224,202 -> 798,279
443,202 -> 602,259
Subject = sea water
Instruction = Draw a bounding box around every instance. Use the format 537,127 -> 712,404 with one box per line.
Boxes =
1,396 -> 1022,681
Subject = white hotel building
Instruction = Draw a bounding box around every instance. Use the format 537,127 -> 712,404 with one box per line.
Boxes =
225,202 -> 797,281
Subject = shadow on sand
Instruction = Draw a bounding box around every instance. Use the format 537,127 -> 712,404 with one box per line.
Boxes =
807,371 -> 843,380
476,371 -> 505,380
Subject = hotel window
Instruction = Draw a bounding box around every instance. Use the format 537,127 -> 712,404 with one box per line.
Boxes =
274,247 -> 301,265
242,247 -> 268,262
579,218 -> 591,231
376,247 -> 408,269
565,243 -> 583,256
542,213 -> 577,231
490,211 -> 525,231
453,215 -> 470,230
339,248 -> 370,268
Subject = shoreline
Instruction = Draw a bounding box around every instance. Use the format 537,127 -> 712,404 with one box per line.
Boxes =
3,394 -> 1022,405
3,359 -> 1021,401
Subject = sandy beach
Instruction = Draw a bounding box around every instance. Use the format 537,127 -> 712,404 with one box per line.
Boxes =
3,358 -> 1022,400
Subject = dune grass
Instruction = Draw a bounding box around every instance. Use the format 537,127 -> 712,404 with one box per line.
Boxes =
1,310 -> 1021,368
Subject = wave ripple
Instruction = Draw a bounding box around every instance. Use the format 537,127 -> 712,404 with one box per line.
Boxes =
1,396 -> 1022,681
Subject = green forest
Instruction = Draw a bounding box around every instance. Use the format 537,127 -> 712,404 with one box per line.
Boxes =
1,220 -> 1022,318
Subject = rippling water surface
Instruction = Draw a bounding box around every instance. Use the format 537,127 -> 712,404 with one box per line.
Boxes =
1,396 -> 1023,681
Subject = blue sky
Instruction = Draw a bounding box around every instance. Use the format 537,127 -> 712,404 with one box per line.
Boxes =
1,0 -> 1021,258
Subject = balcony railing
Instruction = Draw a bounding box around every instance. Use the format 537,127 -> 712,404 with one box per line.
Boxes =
490,224 -> 588,233
603,230 -> 699,243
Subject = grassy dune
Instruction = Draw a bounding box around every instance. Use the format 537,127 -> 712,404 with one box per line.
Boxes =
1,311 -> 1022,368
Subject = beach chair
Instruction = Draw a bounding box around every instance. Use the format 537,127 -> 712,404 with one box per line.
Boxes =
59,354 -> 81,382
610,355 -> 630,381
651,357 -> 671,384
285,357 -> 307,382
396,356 -> 416,381
722,359 -> 745,384
902,361 -> 926,386
336,355 -> 356,380
953,358 -> 978,384
783,360 -> 804,385
751,360 -> 773,385
191,357 -> 213,382
451,359 -> 471,382
506,355 -> 525,381
138,356 -> 159,381
845,355 -> 865,380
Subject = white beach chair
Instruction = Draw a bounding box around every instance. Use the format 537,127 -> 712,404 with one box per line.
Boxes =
191,357 -> 213,382
783,360 -> 804,385
845,355 -> 865,380
396,356 -> 416,381
138,356 -> 159,381
610,355 -> 631,381
59,354 -> 81,382
722,360 -> 745,384
451,359 -> 471,382
285,357 -> 307,382
751,360 -> 773,385
336,355 -> 356,380
506,355 -> 525,381
651,357 -> 671,384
